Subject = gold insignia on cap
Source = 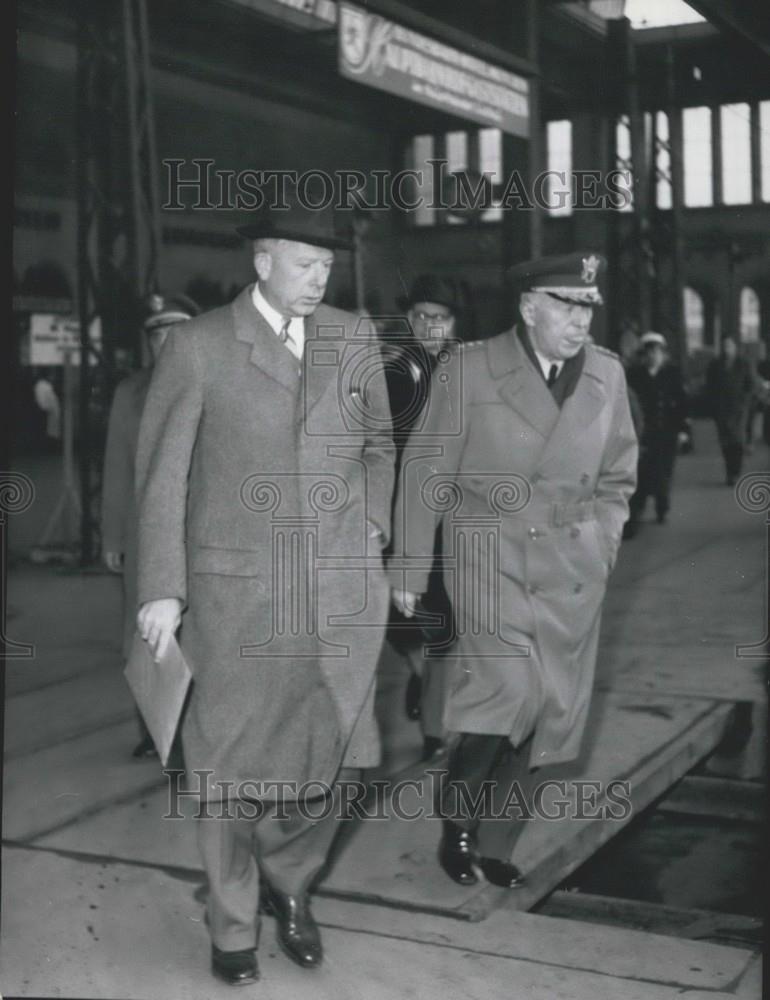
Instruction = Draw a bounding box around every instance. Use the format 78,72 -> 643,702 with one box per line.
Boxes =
581,255 -> 600,284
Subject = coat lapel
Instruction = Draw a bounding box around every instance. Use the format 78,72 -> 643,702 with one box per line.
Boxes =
231,285 -> 299,393
488,328 -> 560,440
539,346 -> 608,468
303,306 -> 348,415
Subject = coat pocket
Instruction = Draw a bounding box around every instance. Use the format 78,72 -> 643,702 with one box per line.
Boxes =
588,521 -> 612,579
189,545 -> 263,578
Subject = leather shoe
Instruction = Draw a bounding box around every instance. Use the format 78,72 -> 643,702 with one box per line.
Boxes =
131,735 -> 158,758
211,946 -> 259,986
438,819 -> 478,885
479,857 -> 525,888
422,736 -> 444,760
405,672 -> 422,720
262,885 -> 323,969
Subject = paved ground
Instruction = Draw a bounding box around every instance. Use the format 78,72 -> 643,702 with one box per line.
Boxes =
1,421 -> 766,998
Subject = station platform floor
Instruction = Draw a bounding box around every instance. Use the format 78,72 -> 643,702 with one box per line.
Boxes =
1,420 -> 766,999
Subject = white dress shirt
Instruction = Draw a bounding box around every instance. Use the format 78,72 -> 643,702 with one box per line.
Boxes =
252,284 -> 305,360
532,347 -> 563,383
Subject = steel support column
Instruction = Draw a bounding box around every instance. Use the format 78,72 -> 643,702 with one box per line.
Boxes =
75,0 -> 161,564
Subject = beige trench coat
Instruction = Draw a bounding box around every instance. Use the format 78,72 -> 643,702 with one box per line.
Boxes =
389,329 -> 637,768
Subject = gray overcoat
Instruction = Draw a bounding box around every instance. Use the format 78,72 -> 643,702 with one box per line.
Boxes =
390,329 -> 637,768
135,288 -> 395,800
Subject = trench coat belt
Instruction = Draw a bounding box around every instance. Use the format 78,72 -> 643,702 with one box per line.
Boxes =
505,497 -> 598,527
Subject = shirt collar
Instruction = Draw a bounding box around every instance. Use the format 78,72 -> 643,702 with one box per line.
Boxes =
532,345 -> 563,380
252,283 -> 287,335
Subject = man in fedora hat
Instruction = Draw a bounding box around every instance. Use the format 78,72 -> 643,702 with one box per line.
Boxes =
135,200 -> 395,985
391,252 -> 637,889
101,291 -> 199,758
385,275 -> 461,758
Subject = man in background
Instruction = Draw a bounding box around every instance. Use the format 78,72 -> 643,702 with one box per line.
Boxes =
101,293 -> 199,757
624,331 -> 688,536
706,336 -> 755,485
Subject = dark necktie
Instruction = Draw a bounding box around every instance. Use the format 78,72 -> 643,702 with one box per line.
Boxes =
547,363 -> 559,388
278,317 -> 291,346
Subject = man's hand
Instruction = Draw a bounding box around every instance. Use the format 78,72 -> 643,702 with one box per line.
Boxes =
103,551 -> 123,573
137,598 -> 183,662
392,589 -> 420,618
367,520 -> 386,557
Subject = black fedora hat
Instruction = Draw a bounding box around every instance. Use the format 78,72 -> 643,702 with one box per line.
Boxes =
236,197 -> 352,251
397,274 -> 461,314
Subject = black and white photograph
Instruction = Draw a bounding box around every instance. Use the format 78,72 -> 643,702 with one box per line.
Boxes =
3,0 -> 768,997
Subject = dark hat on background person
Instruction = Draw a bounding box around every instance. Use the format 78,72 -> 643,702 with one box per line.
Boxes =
143,291 -> 200,332
509,251 -> 606,305
235,195 -> 352,251
397,274 -> 462,314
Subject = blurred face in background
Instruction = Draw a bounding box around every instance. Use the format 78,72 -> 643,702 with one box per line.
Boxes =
520,291 -> 594,360
408,301 -> 456,355
721,337 -> 737,361
643,342 -> 667,372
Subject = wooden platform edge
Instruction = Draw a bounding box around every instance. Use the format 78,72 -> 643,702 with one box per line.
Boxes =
458,700 -> 734,921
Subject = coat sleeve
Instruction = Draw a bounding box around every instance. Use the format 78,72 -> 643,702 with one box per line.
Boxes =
671,366 -> 689,430
360,339 -> 397,546
135,329 -> 204,607
595,365 -> 638,567
100,381 -> 134,554
388,348 -> 469,595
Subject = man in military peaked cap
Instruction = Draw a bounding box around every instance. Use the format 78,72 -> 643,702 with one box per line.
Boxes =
391,251 -> 637,890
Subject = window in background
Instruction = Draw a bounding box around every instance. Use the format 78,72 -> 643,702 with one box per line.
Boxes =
683,107 -> 713,207
445,131 -> 469,225
760,101 -> 770,203
655,111 -> 672,209
683,286 -> 705,352
721,104 -> 751,205
615,116 -> 634,212
740,287 -> 761,343
410,134 -> 435,227
546,120 -> 573,216
479,127 -> 503,222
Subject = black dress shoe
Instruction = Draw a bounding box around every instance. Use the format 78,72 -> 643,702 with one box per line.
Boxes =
422,736 -> 445,760
262,886 -> 323,969
211,946 -> 259,986
479,857 -> 526,888
405,672 -> 422,720
131,736 -> 158,759
438,819 -> 478,885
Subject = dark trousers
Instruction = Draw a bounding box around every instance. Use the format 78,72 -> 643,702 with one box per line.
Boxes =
629,435 -> 678,523
716,419 -> 744,482
442,732 -> 537,860
198,781 -> 350,952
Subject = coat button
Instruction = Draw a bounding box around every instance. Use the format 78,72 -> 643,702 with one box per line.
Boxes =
580,473 -> 590,484
570,527 -> 580,538
574,583 -> 583,593
528,584 -> 539,595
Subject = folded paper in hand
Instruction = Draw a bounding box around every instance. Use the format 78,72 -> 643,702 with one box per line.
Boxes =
124,632 -> 192,766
